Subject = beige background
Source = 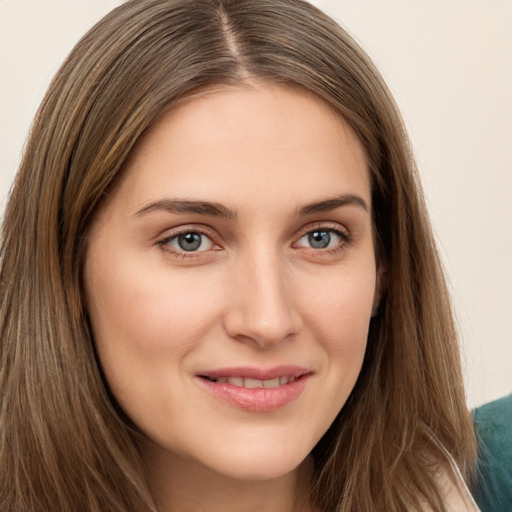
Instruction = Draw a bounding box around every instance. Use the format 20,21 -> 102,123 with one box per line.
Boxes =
0,1 -> 510,407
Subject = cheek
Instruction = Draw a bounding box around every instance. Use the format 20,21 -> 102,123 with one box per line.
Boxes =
87,255 -> 219,352
84,250 -> 224,413
303,263 -> 376,344
299,264 -> 375,404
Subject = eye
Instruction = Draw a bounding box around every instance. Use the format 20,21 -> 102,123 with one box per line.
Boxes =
160,230 -> 215,253
295,228 -> 348,250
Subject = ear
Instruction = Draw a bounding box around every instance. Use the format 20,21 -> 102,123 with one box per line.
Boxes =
372,264 -> 387,317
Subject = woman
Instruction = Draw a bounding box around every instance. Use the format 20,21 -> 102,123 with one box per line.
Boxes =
0,0 -> 479,510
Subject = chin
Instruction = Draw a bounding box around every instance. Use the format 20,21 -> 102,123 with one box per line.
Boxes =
212,461 -> 305,482
199,443 -> 311,482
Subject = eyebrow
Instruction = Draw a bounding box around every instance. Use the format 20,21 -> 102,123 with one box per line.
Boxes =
135,193 -> 368,219
135,199 -> 236,219
297,194 -> 369,215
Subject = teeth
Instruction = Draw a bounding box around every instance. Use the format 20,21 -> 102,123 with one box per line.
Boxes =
211,376 -> 299,388
228,377 -> 243,387
263,377 -> 280,388
244,378 -> 262,389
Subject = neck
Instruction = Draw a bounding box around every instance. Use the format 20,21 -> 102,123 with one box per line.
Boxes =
141,442 -> 314,512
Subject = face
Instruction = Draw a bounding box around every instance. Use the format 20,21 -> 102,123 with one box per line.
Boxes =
84,83 -> 379,482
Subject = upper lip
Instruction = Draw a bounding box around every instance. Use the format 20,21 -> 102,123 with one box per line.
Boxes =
197,365 -> 311,380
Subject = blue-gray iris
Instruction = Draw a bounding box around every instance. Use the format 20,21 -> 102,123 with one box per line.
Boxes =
309,231 -> 330,249
178,232 -> 202,251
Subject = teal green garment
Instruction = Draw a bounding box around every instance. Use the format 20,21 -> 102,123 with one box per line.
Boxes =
472,393 -> 512,512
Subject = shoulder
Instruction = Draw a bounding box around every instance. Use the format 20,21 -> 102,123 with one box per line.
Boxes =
472,394 -> 512,512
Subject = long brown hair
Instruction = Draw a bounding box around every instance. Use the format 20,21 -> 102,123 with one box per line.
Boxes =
0,0 -> 476,510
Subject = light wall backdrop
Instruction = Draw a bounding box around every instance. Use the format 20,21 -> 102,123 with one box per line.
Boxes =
1,1 -> 510,407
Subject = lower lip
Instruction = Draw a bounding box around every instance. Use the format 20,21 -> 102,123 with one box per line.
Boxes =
197,375 -> 310,412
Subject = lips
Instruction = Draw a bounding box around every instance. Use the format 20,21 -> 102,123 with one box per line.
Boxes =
202,375 -> 298,388
196,366 -> 311,412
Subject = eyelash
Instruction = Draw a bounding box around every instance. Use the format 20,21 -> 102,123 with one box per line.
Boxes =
156,223 -> 351,260
294,223 -> 351,254
157,226 -> 220,259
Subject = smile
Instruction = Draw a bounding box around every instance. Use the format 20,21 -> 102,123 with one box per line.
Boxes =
196,366 -> 311,412
202,375 -> 298,388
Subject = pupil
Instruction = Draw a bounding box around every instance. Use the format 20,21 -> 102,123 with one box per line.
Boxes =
309,231 -> 330,249
178,233 -> 202,251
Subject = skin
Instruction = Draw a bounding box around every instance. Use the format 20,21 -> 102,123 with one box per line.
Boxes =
84,82 -> 380,512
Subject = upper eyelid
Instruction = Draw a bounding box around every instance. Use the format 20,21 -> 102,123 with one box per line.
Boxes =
157,228 -> 220,260
158,224 -> 218,242
294,221 -> 350,239
155,221 -> 350,247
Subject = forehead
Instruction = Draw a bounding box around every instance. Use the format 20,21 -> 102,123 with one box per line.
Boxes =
113,82 -> 370,214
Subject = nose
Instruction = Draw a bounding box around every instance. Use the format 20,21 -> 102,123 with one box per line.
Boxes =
222,250 -> 302,348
